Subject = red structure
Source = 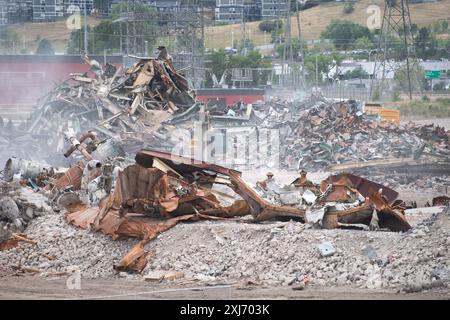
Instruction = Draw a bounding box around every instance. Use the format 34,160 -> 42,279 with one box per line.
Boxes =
196,88 -> 265,107
0,55 -> 123,120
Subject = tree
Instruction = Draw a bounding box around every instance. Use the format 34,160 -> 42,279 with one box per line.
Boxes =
259,20 -> 283,33
275,39 -> 309,61
393,63 -> 425,93
35,38 -> 55,55
0,27 -> 19,54
67,3 -> 158,54
415,27 -> 438,59
410,23 -> 419,36
343,3 -> 354,14
354,36 -> 374,50
304,51 -> 344,84
433,82 -> 446,91
204,50 -> 271,87
342,68 -> 369,80
321,20 -> 372,50
238,38 -> 255,55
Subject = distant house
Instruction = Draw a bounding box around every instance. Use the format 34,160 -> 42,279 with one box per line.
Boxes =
261,0 -> 286,19
0,0 -> 33,25
0,2 -> 6,25
64,0 -> 94,12
215,0 -> 244,23
148,0 -> 179,13
32,0 -> 65,21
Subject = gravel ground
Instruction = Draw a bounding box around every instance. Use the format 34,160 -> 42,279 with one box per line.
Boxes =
1,199 -> 448,294
0,208 -> 138,279
144,207 -> 449,292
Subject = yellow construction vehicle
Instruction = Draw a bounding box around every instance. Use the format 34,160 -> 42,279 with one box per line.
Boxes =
363,102 -> 400,124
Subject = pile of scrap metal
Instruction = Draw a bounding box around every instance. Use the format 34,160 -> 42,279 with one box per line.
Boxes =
52,148 -> 305,273
45,138 -> 416,272
254,98 -> 450,171
3,47 -> 195,165
255,171 -> 412,232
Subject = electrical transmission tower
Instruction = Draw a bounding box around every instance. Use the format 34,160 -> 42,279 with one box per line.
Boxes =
118,0 -> 205,87
371,0 -> 419,100
170,0 -> 205,88
119,0 -> 158,56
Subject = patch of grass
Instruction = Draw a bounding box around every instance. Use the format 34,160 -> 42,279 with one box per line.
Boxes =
393,98 -> 450,118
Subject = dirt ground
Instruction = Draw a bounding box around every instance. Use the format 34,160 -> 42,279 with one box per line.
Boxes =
0,276 -> 448,300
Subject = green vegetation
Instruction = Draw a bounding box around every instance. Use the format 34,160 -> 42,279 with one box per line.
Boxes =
342,68 -> 369,80
304,51 -> 344,83
433,82 -> 447,91
321,20 -> 372,50
204,49 -> 271,87
67,3 -> 158,54
258,20 -> 283,33
393,63 -> 426,93
35,38 -> 55,55
275,39 -> 308,60
0,27 -> 18,54
343,3 -> 355,14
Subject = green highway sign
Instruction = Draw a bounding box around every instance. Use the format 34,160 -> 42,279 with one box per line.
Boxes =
425,70 -> 441,79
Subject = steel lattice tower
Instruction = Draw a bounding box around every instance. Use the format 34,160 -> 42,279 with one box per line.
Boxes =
370,0 -> 419,100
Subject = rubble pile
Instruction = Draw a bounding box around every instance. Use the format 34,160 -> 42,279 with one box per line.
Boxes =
256,99 -> 450,170
0,145 -> 421,277
0,209 -> 136,278
0,50 -> 449,294
145,207 -> 449,290
1,205 -> 447,292
0,181 -> 53,236
274,102 -> 450,170
0,51 -> 195,165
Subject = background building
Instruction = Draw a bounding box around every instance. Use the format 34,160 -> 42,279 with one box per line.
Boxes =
215,0 -> 244,23
32,0 -> 65,22
261,0 -> 286,19
0,0 -> 33,25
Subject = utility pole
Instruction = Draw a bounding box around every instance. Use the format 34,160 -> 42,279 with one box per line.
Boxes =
315,54 -> 319,89
295,0 -> 306,89
84,0 -> 88,54
283,0 -> 293,86
242,10 -> 246,55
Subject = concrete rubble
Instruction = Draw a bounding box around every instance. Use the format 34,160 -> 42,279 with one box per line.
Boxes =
252,97 -> 450,171
1,49 -> 449,294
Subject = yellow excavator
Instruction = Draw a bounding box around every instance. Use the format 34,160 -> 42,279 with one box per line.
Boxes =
363,102 -> 400,124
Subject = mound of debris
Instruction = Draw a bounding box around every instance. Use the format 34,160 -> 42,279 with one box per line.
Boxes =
255,98 -> 450,171
144,206 -> 449,290
1,49 -> 194,165
1,139 -> 421,276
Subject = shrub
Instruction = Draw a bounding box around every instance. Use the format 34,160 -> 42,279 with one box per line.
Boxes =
259,20 -> 283,33
343,2 -> 354,14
